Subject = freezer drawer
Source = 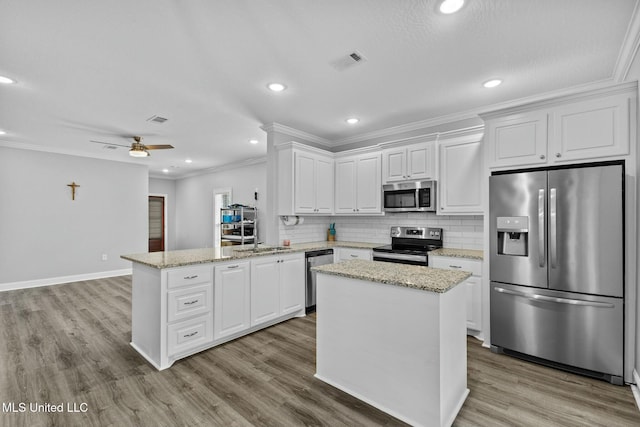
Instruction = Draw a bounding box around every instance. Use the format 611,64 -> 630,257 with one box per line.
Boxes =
490,282 -> 623,380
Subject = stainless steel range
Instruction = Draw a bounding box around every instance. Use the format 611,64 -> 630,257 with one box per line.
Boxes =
372,226 -> 443,266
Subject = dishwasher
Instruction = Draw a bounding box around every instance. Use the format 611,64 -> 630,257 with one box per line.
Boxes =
305,249 -> 334,313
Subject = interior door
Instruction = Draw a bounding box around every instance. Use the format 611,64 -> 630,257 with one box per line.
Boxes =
548,164 -> 623,297
148,196 -> 165,252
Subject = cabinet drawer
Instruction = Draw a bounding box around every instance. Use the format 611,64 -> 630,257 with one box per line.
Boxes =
167,314 -> 213,357
167,283 -> 212,323
167,266 -> 212,289
338,248 -> 372,261
430,256 -> 481,276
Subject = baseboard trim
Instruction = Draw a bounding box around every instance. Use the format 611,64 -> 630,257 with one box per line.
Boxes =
632,369 -> 640,411
0,269 -> 132,292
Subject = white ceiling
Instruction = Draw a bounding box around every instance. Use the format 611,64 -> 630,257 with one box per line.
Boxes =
1,0 -> 638,178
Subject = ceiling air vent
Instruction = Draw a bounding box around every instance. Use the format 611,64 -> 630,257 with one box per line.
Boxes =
147,115 -> 168,124
330,50 -> 368,71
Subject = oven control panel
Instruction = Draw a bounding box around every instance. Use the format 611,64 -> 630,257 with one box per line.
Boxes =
390,226 -> 442,240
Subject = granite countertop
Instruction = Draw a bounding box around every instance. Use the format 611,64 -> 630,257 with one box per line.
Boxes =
429,248 -> 484,260
121,241 -> 380,269
312,259 -> 471,293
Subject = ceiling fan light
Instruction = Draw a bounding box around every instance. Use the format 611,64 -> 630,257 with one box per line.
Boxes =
129,148 -> 149,157
439,0 -> 464,14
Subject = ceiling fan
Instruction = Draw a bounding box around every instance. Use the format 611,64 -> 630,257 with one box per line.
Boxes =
91,136 -> 174,157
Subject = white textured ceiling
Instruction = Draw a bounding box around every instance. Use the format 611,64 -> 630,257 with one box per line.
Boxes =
1,0 -> 638,177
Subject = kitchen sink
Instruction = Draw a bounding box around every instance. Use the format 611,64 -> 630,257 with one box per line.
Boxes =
234,246 -> 292,253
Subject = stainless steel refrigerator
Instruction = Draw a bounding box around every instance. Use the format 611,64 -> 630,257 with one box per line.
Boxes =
489,161 -> 624,384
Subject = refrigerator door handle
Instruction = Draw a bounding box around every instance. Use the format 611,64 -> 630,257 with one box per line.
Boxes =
538,189 -> 545,267
549,187 -> 557,268
493,287 -> 615,308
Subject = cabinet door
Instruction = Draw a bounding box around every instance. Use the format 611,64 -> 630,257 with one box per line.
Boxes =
382,148 -> 406,183
334,157 -> 357,214
214,262 -> 250,340
438,138 -> 483,215
294,152 -> 317,213
486,111 -> 548,168
315,156 -> 334,214
406,142 -> 435,180
550,93 -> 630,162
464,276 -> 482,331
250,257 -> 280,327
279,255 -> 306,316
355,154 -> 382,213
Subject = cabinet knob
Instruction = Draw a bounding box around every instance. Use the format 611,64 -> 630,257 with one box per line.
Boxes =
540,155 -> 545,160
555,153 -> 561,158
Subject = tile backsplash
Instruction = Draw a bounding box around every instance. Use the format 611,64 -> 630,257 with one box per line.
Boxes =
278,213 -> 483,250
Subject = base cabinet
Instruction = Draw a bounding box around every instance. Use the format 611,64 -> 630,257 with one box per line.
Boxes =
430,256 -> 482,334
214,261 -> 251,340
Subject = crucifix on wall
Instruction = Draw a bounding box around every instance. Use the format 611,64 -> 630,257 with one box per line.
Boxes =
67,181 -> 80,200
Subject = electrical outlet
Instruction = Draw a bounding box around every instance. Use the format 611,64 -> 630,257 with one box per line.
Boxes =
101,254 -> 108,261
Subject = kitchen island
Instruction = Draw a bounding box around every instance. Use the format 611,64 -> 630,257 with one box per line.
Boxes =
312,260 -> 471,427
120,241 -> 378,370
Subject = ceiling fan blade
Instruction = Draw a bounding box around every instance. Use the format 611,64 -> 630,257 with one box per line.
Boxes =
145,145 -> 174,150
90,140 -> 131,148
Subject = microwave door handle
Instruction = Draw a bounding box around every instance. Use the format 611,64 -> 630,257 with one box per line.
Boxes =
538,189 -> 545,267
549,187 -> 557,268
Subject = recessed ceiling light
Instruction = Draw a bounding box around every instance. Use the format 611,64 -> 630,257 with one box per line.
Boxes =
249,139 -> 259,144
346,118 -> 360,125
267,82 -> 287,92
0,75 -> 17,84
185,159 -> 193,164
162,168 -> 169,173
483,78 -> 503,88
439,0 -> 464,14
0,130 -> 6,135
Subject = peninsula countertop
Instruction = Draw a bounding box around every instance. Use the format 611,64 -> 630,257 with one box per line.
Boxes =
312,259 -> 471,293
429,248 -> 484,260
121,241 -> 380,269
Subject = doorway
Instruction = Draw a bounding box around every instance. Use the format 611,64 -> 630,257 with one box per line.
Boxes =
149,195 -> 166,252
213,188 -> 232,248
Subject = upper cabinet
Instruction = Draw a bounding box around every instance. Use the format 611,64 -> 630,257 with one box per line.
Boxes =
278,144 -> 334,215
382,140 -> 436,183
483,86 -> 634,169
335,152 -> 382,214
438,130 -> 484,215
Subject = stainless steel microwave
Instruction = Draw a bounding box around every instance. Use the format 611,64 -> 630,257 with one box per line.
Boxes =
383,180 -> 436,212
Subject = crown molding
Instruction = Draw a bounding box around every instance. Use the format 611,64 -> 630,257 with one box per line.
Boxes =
171,156 -> 267,180
260,122 -> 332,147
613,0 -> 640,82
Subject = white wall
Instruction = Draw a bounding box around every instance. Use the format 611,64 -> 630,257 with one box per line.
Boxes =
278,214 -> 483,249
175,161 -> 266,249
149,178 -> 177,251
0,147 -> 147,286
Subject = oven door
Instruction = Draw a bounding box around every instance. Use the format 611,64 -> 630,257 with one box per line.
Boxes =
372,251 -> 428,266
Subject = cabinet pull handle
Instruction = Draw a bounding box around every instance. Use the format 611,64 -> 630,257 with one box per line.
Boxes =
183,331 -> 199,338
555,153 -> 561,158
184,275 -> 199,280
350,254 -> 358,258
183,299 -> 199,305
227,265 -> 239,269
449,265 -> 462,269
540,154 -> 545,160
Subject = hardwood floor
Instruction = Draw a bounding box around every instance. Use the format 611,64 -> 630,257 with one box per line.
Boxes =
0,276 -> 639,426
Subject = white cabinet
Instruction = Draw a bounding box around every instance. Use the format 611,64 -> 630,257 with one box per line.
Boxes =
438,133 -> 483,215
430,256 -> 482,333
382,140 -> 435,183
250,253 -> 305,327
214,261 -> 251,340
294,151 -> 334,214
336,247 -> 372,262
484,90 -> 632,169
335,152 -> 382,214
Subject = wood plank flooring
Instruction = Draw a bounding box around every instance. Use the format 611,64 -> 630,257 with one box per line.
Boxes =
0,275 -> 639,426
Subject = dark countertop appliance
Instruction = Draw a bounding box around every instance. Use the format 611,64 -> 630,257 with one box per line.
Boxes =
372,226 -> 443,266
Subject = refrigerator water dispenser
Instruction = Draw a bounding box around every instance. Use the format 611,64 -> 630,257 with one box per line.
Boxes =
497,216 -> 528,256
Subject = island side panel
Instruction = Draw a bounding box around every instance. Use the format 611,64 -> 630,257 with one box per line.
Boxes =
438,282 -> 468,427
315,273 -> 467,427
130,263 -> 163,368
